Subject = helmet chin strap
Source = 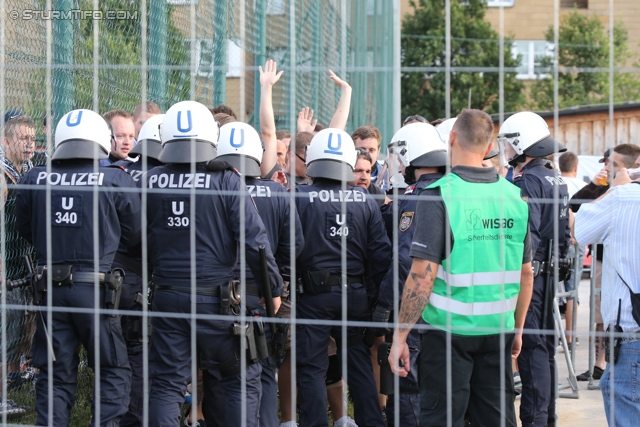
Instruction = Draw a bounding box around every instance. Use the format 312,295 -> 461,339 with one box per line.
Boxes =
403,166 -> 417,185
508,154 -> 527,168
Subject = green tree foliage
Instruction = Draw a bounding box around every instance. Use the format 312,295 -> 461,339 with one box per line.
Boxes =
533,10 -> 640,110
28,0 -> 191,114
401,0 -> 524,121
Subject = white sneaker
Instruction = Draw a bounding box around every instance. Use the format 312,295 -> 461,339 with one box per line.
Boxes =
334,416 -> 358,427
278,422 -> 299,427
0,399 -> 27,415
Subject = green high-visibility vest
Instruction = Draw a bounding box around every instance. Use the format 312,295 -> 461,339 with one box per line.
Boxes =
422,172 -> 529,336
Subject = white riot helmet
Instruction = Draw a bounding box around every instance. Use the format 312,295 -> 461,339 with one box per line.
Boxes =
158,101 -> 219,163
389,122 -> 448,168
435,118 -> 456,144
498,111 -> 566,164
217,122 -> 264,177
53,109 -> 112,161
305,128 -> 357,181
129,114 -> 164,161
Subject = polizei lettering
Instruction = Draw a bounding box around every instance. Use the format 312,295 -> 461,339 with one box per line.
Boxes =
148,173 -> 212,189
481,218 -> 515,229
308,189 -> 366,203
36,171 -> 104,186
247,184 -> 272,198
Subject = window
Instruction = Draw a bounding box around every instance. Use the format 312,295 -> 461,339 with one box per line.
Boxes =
511,40 -> 554,80
192,39 -> 243,78
560,0 -> 587,8
486,0 -> 515,7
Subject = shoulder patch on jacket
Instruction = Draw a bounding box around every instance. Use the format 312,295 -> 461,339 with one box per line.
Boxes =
399,211 -> 414,232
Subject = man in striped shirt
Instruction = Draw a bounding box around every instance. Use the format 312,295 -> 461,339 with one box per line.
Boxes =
574,161 -> 640,427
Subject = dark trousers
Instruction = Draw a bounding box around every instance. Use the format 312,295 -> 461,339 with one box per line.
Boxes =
118,270 -> 145,427
385,328 -> 421,427
32,283 -> 131,427
202,303 -> 279,427
419,329 -> 517,427
296,283 -> 385,427
518,273 -> 557,427
148,290 -> 261,427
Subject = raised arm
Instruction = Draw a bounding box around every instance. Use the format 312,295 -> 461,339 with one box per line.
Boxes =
259,59 -> 284,178
327,70 -> 352,131
297,107 -> 317,134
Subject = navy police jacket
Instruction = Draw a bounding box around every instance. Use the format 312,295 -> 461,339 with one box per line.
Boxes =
15,160 -> 142,272
513,159 -> 570,261
378,172 -> 443,310
295,178 -> 391,289
145,163 -> 282,297
235,178 -> 304,284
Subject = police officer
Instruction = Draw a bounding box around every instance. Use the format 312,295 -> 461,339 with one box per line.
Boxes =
202,121 -> 304,427
294,128 -> 391,427
499,112 -> 571,427
15,109 -> 142,426
145,101 -> 282,427
375,122 -> 448,426
112,114 -> 165,426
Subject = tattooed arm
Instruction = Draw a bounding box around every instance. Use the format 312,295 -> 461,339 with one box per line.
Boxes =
388,257 -> 438,377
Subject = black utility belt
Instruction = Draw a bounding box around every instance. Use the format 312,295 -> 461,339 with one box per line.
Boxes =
154,283 -> 261,297
50,265 -> 122,287
298,270 -> 364,295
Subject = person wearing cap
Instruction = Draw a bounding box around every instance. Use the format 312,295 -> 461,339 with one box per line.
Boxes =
110,114 -> 165,427
15,109 -> 142,425
293,128 -> 391,427
570,143 -> 640,383
145,101 -> 281,427
498,111 -> 570,427
388,109 -> 533,427
374,122 -> 448,426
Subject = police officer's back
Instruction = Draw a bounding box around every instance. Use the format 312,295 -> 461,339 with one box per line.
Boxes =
112,114 -> 165,427
294,129 -> 391,427
15,109 -> 141,426
499,112 -> 570,427
201,121 -> 303,427
375,123 -> 448,426
145,101 -> 281,427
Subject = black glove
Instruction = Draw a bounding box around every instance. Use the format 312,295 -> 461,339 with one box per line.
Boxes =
363,305 -> 391,347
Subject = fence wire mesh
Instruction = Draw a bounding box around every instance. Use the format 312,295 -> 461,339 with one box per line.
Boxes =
1,0 -> 639,426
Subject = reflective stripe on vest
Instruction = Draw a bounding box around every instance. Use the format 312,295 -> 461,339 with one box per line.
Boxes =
436,269 -> 522,288
422,172 -> 529,336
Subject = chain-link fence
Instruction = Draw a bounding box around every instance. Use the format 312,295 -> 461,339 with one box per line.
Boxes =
2,0 -> 639,426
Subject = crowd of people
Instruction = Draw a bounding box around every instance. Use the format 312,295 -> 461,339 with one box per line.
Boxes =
1,60 -> 639,427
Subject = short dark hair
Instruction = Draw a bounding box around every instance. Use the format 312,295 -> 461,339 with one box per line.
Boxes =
314,123 -> 325,133
294,132 -> 313,155
210,104 -> 237,119
355,148 -> 373,165
351,125 -> 382,147
133,101 -> 162,119
613,143 -> 640,168
452,109 -> 493,154
213,113 -> 236,126
558,151 -> 578,173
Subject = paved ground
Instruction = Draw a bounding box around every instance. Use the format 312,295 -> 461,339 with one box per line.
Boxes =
515,277 -> 608,426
